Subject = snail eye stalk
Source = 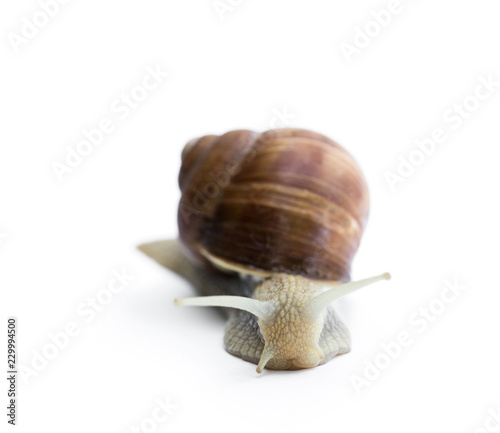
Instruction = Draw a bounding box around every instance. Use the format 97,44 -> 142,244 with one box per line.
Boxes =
307,273 -> 391,319
174,295 -> 274,320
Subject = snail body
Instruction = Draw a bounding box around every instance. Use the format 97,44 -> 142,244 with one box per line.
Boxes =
139,128 -> 390,373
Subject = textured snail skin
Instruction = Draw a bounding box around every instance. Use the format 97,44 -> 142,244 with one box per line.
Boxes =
138,240 -> 351,371
138,128 -> 385,373
177,128 -> 369,283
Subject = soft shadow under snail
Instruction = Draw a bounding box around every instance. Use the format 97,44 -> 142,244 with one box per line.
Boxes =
139,128 -> 390,373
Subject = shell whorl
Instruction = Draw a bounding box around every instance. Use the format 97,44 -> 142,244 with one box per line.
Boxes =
177,128 -> 369,282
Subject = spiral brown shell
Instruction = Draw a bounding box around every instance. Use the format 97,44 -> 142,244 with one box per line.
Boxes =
177,128 -> 369,282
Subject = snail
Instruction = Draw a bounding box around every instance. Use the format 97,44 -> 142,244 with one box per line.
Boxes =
139,128 -> 390,373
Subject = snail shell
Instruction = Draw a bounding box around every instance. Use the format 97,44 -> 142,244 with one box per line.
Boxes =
139,128 -> 389,373
177,128 -> 369,282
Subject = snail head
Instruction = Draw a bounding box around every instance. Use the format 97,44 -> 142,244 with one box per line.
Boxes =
175,272 -> 390,373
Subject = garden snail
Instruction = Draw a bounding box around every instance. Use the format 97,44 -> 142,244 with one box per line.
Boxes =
139,128 -> 390,373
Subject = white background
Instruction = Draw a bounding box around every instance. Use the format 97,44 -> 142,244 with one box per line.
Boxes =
2,1 -> 500,432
